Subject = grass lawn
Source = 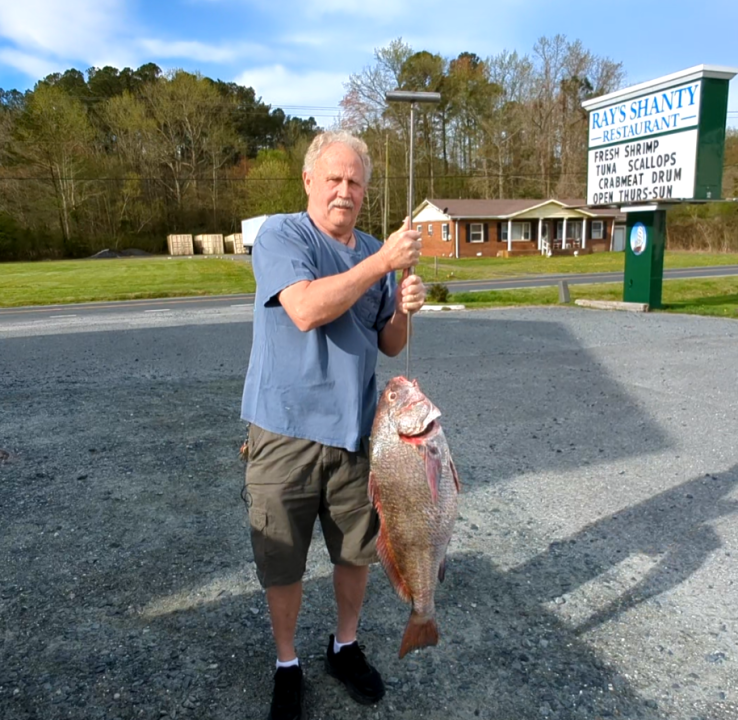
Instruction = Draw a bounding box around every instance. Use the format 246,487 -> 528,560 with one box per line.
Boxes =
0,251 -> 737,319
0,256 -> 255,308
415,250 -> 738,283
450,277 -> 738,319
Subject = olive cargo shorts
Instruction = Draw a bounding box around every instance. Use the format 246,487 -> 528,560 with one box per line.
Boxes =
244,424 -> 380,588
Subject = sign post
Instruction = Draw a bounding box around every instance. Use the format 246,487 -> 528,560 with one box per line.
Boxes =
582,65 -> 737,309
622,208 -> 666,306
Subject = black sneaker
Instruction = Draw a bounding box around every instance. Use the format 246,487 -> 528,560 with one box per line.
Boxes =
267,664 -> 304,720
325,634 -> 385,705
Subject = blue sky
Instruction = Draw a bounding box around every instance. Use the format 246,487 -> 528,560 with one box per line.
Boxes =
1,0 -> 737,127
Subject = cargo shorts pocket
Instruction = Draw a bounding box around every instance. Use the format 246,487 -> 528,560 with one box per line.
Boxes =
248,506 -> 269,559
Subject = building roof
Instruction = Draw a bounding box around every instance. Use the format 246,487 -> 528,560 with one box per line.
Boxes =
421,198 -> 618,219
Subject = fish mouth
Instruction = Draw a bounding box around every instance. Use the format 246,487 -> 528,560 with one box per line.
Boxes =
400,419 -> 440,441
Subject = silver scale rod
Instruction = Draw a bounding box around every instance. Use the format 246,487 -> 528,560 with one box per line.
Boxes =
406,102 -> 415,380
385,91 -> 441,380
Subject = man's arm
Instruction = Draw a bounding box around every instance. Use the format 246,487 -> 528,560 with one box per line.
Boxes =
278,224 -> 421,332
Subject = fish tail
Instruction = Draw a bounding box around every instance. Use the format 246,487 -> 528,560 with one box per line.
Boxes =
399,610 -> 439,658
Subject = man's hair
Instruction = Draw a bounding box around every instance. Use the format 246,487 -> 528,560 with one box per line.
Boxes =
303,131 -> 372,185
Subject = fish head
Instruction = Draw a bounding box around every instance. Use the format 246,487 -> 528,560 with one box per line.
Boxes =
378,376 -> 441,438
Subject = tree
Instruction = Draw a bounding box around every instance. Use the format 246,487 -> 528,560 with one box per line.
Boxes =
137,71 -> 240,213
340,38 -> 413,131
12,84 -> 95,249
243,149 -> 305,217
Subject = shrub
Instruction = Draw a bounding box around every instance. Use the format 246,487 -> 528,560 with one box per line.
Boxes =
427,283 -> 450,303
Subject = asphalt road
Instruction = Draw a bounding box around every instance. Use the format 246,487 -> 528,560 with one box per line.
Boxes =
1,265 -> 737,323
1,304 -> 736,719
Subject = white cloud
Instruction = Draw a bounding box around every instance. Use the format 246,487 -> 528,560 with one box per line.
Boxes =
302,0 -> 406,19
235,64 -> 346,121
137,38 -> 262,64
0,0 -> 126,59
0,47 -> 60,80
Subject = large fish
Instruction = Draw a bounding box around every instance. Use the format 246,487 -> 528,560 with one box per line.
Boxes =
369,376 -> 460,658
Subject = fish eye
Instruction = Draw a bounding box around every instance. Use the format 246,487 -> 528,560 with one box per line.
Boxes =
388,391 -> 398,401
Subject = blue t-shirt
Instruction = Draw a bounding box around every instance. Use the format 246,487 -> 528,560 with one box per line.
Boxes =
241,212 -> 397,451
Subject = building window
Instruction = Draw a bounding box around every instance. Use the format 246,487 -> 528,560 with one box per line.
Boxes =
592,220 -> 604,239
500,222 -> 531,241
441,223 -> 450,241
469,223 -> 484,242
428,224 -> 433,235
416,224 -> 422,234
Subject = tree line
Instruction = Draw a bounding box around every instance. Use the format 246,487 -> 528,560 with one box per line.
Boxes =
1,37 -> 737,260
0,64 -> 317,259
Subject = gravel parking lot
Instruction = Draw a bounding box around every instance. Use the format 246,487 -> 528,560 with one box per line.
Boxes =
1,305 -> 736,720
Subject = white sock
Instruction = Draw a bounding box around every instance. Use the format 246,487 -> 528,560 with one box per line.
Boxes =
276,657 -> 299,669
333,637 -> 356,654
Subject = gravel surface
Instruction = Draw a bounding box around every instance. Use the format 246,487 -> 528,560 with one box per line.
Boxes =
1,305 -> 736,720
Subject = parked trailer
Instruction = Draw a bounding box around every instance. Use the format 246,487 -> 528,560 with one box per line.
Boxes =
241,215 -> 270,255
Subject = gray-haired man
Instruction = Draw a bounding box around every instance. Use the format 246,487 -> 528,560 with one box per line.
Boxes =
241,131 -> 425,719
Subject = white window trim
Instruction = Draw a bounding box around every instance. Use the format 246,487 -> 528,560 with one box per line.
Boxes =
592,220 -> 604,239
428,224 -> 433,235
441,223 -> 450,241
500,221 -> 531,242
416,224 -> 422,234
469,223 -> 484,243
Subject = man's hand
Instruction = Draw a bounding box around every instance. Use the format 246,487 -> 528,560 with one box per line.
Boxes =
378,270 -> 427,355
379,217 -> 421,272
396,271 -> 426,315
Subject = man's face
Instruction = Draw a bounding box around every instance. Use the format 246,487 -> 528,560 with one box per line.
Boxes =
303,143 -> 365,240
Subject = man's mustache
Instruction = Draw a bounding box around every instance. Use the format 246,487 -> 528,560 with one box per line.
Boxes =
330,199 -> 354,210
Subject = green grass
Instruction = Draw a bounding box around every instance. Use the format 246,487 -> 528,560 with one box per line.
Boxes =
451,277 -> 738,319
416,250 -> 738,283
0,252 -> 737,319
0,256 -> 255,308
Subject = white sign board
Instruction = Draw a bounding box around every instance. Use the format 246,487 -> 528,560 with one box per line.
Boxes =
588,81 -> 701,148
588,130 -> 698,205
582,65 -> 738,206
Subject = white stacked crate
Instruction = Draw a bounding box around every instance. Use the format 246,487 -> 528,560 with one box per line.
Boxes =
194,234 -> 225,255
166,234 -> 194,256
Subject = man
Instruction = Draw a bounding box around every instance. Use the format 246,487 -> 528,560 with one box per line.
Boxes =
241,130 -> 426,720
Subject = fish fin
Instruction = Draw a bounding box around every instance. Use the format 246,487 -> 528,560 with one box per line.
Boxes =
438,558 -> 446,583
450,458 -> 461,493
399,611 -> 439,658
376,528 -> 413,604
424,445 -> 442,503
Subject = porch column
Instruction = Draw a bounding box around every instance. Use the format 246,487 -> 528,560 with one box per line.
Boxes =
538,218 -> 543,250
582,218 -> 587,249
507,219 -> 512,252
562,218 -> 568,249
610,218 -> 616,251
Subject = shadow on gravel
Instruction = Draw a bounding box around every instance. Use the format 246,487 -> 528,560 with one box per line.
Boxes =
380,315 -> 672,488
519,465 -> 738,636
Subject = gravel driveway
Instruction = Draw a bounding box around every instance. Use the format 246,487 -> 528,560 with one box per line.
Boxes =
1,305 -> 736,720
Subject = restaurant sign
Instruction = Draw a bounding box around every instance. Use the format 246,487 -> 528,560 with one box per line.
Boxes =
582,65 -> 737,206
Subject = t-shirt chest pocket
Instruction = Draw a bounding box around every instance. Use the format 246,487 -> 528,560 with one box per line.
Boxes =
354,284 -> 383,328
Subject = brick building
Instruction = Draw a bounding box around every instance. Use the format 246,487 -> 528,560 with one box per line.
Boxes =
411,199 -> 624,258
